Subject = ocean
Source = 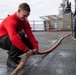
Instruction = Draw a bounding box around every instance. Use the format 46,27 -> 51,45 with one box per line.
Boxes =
0,19 -> 44,30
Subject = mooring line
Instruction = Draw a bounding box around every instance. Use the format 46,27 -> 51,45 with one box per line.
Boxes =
11,32 -> 71,75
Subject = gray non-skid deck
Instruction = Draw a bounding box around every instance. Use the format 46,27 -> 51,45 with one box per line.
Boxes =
0,32 -> 76,75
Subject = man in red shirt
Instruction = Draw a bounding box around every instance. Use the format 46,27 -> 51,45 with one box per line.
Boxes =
0,3 -> 39,68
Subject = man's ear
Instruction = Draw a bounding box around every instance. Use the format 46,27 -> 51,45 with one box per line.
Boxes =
18,8 -> 21,13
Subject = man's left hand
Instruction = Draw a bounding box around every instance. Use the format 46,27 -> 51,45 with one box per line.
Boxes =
32,49 -> 38,55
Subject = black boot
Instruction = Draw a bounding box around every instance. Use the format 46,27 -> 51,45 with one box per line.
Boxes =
6,58 -> 19,68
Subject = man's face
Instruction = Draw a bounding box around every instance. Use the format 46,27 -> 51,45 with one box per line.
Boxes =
18,9 -> 30,21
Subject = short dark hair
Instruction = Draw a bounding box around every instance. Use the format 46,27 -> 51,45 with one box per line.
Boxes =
19,3 -> 30,12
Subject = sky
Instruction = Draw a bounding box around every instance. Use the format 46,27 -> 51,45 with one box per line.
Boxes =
0,0 -> 74,20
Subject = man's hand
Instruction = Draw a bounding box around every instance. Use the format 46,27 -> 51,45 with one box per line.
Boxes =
27,49 -> 38,55
26,49 -> 33,56
32,49 -> 38,55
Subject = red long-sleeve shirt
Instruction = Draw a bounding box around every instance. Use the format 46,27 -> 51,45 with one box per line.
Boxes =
0,13 -> 38,52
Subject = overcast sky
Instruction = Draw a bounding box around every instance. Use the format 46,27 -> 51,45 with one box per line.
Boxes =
0,0 -> 74,20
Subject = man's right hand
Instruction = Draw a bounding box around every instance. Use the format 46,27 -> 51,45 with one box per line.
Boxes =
26,49 -> 33,56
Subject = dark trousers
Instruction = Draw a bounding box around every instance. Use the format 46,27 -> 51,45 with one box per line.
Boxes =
0,31 -> 34,60
74,16 -> 76,37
